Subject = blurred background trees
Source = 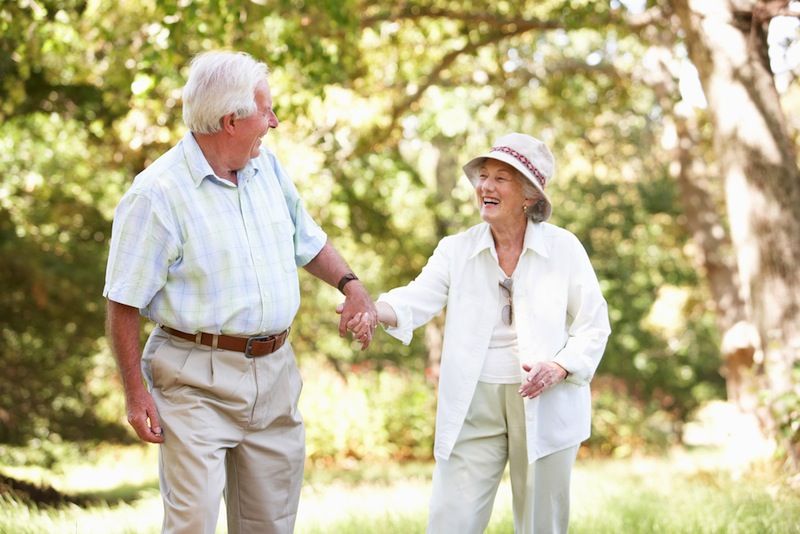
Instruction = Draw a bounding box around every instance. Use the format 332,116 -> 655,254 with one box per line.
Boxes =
1,0 -> 798,467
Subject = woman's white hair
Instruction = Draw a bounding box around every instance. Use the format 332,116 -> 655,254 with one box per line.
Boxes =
518,173 -> 549,223
182,51 -> 269,134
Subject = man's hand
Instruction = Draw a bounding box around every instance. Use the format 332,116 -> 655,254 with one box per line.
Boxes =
518,361 -> 568,399
336,281 -> 377,349
107,299 -> 164,444
125,387 -> 165,443
301,242 -> 378,349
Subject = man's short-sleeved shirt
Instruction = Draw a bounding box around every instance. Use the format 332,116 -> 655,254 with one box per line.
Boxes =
103,132 -> 327,336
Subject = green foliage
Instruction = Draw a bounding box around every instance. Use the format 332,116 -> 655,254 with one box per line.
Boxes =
588,377 -> 679,457
0,0 -> 748,453
0,114 -> 128,443
301,362 -> 436,462
561,169 -> 725,420
768,363 -> 800,464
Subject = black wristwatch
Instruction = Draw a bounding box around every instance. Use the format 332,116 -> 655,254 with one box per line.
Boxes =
337,272 -> 359,294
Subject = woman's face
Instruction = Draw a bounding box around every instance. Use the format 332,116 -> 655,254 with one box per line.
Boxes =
475,159 -> 528,229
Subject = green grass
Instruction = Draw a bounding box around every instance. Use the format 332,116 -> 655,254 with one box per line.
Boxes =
568,456 -> 800,534
1,445 -> 798,534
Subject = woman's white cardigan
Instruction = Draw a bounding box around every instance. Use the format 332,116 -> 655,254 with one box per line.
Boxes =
378,220 -> 611,462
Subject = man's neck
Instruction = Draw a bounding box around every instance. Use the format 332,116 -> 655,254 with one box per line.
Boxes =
192,132 -> 239,184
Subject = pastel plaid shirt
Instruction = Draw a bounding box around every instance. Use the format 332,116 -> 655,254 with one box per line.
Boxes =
103,132 -> 327,336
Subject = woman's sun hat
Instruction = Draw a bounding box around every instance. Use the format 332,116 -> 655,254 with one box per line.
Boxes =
462,132 -> 555,220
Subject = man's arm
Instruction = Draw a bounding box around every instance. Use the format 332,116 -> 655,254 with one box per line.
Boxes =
106,300 -> 164,443
303,241 -> 377,349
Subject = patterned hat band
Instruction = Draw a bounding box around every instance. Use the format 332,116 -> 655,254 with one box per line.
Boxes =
490,146 -> 547,189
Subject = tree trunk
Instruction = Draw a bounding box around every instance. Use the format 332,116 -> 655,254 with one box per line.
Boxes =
673,0 -> 800,466
673,118 -> 761,409
644,44 -> 758,409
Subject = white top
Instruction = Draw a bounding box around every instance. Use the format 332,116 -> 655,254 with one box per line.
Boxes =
480,280 -> 522,384
104,132 -> 327,336
378,220 -> 611,462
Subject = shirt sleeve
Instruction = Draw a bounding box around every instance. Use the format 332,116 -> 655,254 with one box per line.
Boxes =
103,191 -> 181,309
270,155 -> 327,267
551,234 -> 612,386
377,237 -> 452,345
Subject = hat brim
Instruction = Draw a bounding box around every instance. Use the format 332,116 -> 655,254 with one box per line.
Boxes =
462,153 -> 552,220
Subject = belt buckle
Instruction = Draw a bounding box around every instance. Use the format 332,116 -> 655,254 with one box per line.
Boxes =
245,334 -> 273,358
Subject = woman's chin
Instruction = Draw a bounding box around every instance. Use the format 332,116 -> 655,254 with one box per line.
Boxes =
480,208 -> 500,224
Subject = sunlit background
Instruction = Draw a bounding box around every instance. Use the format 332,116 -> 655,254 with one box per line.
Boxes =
2,1 -> 800,532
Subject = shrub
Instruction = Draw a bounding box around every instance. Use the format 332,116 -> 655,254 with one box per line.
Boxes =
587,376 -> 679,457
300,360 -> 436,464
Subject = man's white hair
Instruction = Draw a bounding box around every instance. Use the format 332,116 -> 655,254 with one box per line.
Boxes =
182,51 -> 269,134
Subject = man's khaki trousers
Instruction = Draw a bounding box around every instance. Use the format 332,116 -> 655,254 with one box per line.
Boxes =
142,327 -> 305,534
428,382 -> 578,534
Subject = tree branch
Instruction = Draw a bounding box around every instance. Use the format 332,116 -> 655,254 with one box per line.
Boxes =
387,24 -> 538,127
361,5 -> 560,31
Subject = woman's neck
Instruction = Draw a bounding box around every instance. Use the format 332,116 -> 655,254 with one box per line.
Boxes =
491,219 -> 527,276
491,218 -> 527,250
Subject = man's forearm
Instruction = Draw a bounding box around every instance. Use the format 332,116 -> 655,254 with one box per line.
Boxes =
106,299 -> 164,443
303,241 -> 355,288
305,240 -> 377,347
106,300 -> 145,393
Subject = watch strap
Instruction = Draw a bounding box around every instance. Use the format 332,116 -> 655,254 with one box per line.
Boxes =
337,273 -> 358,294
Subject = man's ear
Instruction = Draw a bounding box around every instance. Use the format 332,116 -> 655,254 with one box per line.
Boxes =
221,113 -> 236,134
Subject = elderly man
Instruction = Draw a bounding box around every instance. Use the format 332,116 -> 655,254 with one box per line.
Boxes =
104,50 -> 376,534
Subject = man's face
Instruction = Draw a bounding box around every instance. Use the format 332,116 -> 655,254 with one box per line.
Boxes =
232,80 -> 279,165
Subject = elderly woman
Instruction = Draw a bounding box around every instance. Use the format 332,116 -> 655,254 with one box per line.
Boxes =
350,133 -> 610,533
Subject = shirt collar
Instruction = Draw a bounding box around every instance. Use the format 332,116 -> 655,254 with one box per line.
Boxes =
469,220 -> 550,259
523,219 -> 550,258
181,131 -> 259,188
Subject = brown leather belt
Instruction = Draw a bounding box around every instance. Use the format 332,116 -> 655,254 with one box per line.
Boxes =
161,326 -> 290,357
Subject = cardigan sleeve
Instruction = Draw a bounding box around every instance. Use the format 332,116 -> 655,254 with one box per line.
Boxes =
551,234 -> 611,386
377,237 -> 453,345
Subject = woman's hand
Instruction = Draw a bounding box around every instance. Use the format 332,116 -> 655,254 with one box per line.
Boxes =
336,301 -> 399,348
346,312 -> 374,341
518,361 -> 568,398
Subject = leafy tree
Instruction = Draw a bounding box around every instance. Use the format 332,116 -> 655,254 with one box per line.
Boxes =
2,0 -> 795,462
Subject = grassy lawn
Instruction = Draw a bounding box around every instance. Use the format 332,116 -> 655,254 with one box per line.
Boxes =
1,444 -> 798,533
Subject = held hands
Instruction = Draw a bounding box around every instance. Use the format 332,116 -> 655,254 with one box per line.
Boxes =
335,281 -> 378,350
518,361 -> 568,399
345,312 -> 374,345
337,301 -> 396,350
